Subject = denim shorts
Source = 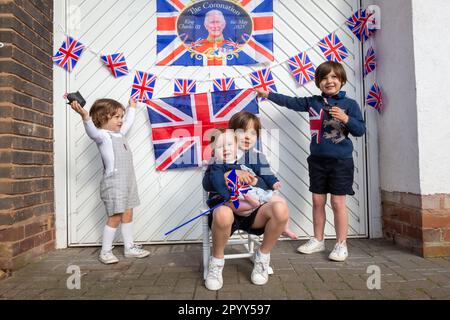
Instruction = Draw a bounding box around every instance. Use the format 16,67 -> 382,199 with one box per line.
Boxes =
307,155 -> 355,196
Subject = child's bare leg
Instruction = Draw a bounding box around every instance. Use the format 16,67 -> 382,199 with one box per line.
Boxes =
330,195 -> 348,243
102,213 -> 122,254
269,195 -> 297,240
312,193 -> 327,241
121,208 -> 135,250
211,206 -> 234,259
107,214 -> 122,228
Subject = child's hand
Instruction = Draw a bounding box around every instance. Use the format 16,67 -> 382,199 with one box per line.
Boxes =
254,88 -> 269,99
273,182 -> 281,190
235,170 -> 256,185
330,107 -> 349,124
70,101 -> 89,121
128,98 -> 137,108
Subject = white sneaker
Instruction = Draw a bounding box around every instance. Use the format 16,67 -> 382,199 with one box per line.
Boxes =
205,257 -> 224,291
328,241 -> 348,262
251,250 -> 270,285
124,244 -> 150,258
297,237 -> 325,254
99,250 -> 119,264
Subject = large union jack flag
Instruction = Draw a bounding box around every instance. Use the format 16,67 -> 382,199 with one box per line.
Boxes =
130,71 -> 157,102
287,52 -> 316,85
213,78 -> 235,92
52,36 -> 85,72
100,53 -> 129,78
227,169 -> 252,209
346,9 -> 375,42
174,79 -> 196,96
146,89 -> 259,171
318,33 -> 349,63
367,83 -> 383,111
364,47 -> 377,76
250,68 -> 277,99
156,0 -> 274,66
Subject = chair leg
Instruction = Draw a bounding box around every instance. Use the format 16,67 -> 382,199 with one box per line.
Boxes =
202,215 -> 210,280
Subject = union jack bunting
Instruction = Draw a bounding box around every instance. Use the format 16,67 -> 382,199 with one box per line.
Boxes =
174,79 -> 196,96
367,83 -> 383,111
52,36 -> 85,72
156,0 -> 274,66
249,68 -> 277,99
213,78 -> 235,92
346,9 -> 375,42
364,47 -> 377,76
309,108 -> 325,144
146,89 -> 259,171
130,71 -> 157,102
318,33 -> 349,63
100,53 -> 129,78
287,52 -> 316,85
227,170 -> 252,209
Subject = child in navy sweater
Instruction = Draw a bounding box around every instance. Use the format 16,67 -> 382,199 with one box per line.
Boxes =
256,61 -> 366,262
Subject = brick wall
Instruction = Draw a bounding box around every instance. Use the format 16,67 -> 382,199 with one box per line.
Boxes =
0,0 -> 54,270
382,191 -> 450,257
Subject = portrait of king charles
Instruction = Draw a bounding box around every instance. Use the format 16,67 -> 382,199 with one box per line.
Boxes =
192,10 -> 238,57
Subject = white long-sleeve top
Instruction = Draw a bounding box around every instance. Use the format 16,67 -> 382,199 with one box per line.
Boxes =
83,108 -> 136,175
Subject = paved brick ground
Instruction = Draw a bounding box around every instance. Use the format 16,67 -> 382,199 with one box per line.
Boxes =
1,239 -> 450,300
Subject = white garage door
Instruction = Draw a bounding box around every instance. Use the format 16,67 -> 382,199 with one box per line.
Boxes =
58,0 -> 367,246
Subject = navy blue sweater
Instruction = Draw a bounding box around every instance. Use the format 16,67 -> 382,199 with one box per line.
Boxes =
268,91 -> 366,159
203,149 -> 279,200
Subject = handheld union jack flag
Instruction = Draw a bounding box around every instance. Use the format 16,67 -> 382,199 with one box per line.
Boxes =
174,79 -> 196,96
367,83 -> 383,111
364,47 -> 377,76
287,52 -> 316,85
164,169 -> 252,236
130,71 -> 157,102
318,33 -> 349,63
346,9 -> 375,42
146,89 -> 259,171
52,36 -> 85,72
309,108 -> 325,144
250,68 -> 277,100
227,170 -> 252,209
100,53 -> 129,78
213,78 -> 235,92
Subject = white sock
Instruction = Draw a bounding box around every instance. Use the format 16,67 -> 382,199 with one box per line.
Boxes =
101,225 -> 117,252
121,221 -> 134,250
211,256 -> 225,266
258,249 -> 270,260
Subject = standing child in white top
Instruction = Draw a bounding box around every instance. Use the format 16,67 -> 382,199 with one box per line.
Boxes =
70,98 -> 150,264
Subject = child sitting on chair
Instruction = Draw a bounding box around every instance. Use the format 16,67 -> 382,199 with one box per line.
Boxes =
207,127 -> 271,216
204,112 -> 297,240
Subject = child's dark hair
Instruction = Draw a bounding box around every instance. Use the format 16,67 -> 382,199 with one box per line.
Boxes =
315,61 -> 347,88
228,112 -> 261,137
89,99 -> 125,128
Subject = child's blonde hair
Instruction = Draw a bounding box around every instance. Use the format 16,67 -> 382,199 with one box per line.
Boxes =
315,61 -> 347,88
89,99 -> 125,128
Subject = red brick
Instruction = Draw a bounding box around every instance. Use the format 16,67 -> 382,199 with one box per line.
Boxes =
423,245 -> 450,258
404,225 -> 423,240
422,213 -> 450,228
444,229 -> 450,242
0,226 -> 24,242
423,229 -> 442,243
422,195 -> 443,210
24,218 -> 50,237
401,193 -> 422,209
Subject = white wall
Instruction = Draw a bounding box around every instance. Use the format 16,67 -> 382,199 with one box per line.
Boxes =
371,0 -> 421,194
412,0 -> 450,195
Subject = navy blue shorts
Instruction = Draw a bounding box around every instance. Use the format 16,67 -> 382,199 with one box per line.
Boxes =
207,196 -> 266,236
307,155 -> 355,196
